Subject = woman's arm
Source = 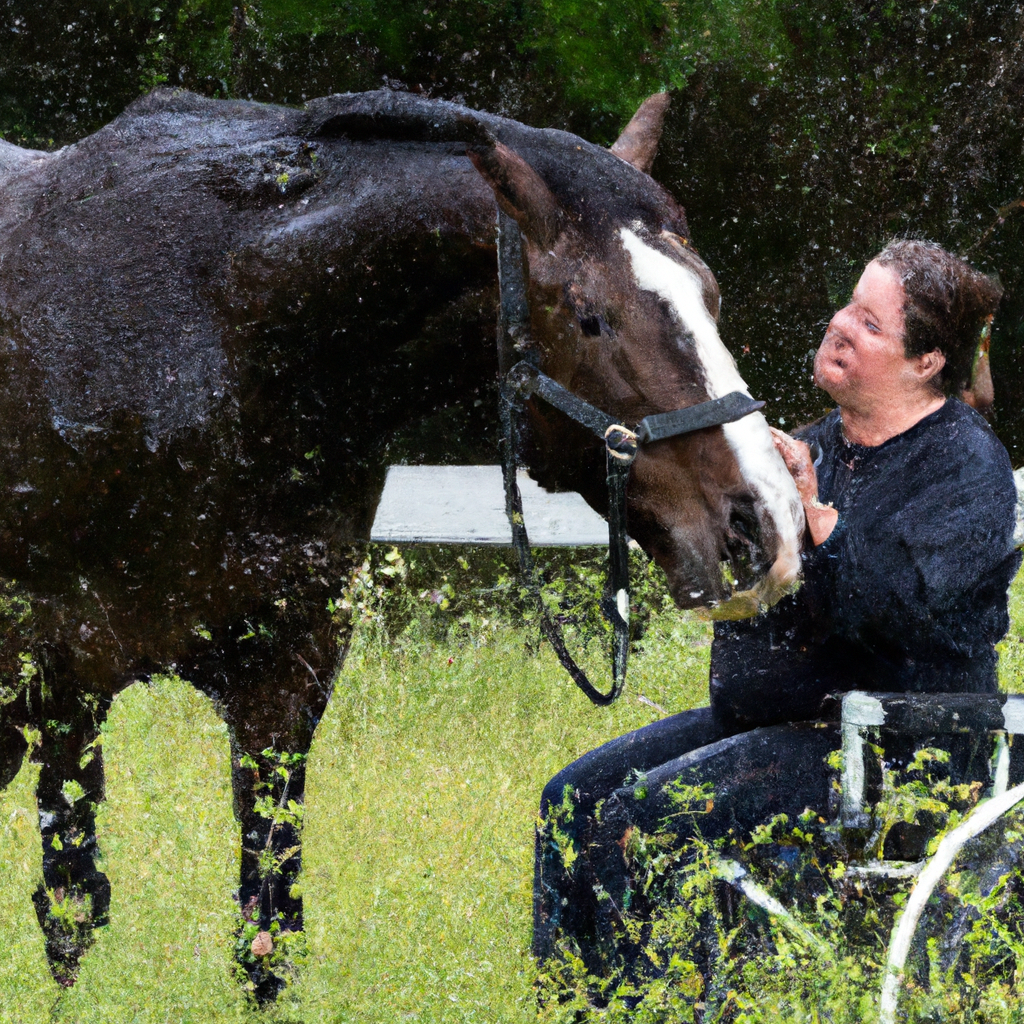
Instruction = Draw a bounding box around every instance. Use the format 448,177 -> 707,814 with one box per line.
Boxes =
769,427 -> 838,546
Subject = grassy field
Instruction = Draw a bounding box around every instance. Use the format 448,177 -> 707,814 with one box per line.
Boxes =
0,570 -> 712,1023
3,558 -> 1024,1022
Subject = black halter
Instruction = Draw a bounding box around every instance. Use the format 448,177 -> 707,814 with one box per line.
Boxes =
496,210 -> 765,705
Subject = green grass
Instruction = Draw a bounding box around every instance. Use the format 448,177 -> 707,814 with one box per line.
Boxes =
55,675 -> 245,1023
999,566 -> 1024,694
0,602 -> 711,1022
282,615 -> 709,1023
0,752 -> 54,1024
3,564 -> 1024,1020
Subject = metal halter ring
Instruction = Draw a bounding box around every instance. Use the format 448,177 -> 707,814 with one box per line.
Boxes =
604,424 -> 639,463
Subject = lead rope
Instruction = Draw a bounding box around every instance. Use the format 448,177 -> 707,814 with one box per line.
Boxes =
499,384 -> 633,705
496,209 -> 631,706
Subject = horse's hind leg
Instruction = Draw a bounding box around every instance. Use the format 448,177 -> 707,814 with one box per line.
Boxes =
232,734 -> 311,930
227,695 -> 326,1004
31,684 -> 112,986
0,716 -> 28,793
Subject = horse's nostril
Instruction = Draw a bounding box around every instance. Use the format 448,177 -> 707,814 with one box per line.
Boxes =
724,498 -> 766,587
729,501 -> 757,543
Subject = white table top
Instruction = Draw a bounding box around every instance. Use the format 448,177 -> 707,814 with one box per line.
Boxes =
370,465 -> 609,546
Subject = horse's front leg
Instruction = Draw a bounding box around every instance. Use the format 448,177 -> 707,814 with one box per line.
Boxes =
31,687 -> 112,986
193,625 -> 343,1002
232,735 -> 311,936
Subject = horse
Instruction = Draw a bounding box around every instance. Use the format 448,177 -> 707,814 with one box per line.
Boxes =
0,86 -> 803,989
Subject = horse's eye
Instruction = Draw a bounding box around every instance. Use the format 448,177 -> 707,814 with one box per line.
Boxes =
579,315 -> 602,337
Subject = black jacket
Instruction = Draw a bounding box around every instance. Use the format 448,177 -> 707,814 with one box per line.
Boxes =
710,399 -> 1021,727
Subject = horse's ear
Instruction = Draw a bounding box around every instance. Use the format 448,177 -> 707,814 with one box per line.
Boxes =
468,142 -> 565,248
610,92 -> 671,174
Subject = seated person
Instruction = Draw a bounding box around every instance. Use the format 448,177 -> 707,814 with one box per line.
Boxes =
540,238 -> 1021,829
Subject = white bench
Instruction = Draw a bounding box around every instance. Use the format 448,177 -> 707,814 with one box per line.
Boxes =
370,465 -> 609,546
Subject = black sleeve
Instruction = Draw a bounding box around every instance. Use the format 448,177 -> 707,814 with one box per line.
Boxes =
711,410 -> 1021,722
802,433 -> 1019,666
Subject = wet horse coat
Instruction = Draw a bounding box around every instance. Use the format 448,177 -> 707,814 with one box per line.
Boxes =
0,88 -> 802,982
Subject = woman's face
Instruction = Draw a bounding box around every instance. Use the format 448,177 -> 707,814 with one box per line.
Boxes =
813,260 -> 915,409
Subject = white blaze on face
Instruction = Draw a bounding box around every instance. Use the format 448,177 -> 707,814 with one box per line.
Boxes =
619,227 -> 804,590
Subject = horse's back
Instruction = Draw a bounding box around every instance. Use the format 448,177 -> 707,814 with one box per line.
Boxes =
0,91 -> 502,694
0,90 -> 496,423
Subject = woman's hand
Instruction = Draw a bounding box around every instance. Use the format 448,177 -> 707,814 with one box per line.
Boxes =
769,427 -> 838,546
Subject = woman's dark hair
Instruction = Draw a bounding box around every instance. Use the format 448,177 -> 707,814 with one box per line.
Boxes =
874,239 -> 1002,396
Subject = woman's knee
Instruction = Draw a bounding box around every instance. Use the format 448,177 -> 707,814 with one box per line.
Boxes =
538,705 -> 726,819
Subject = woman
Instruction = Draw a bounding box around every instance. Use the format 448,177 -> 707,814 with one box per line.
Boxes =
538,238 -> 1020,846
713,238 -> 1020,727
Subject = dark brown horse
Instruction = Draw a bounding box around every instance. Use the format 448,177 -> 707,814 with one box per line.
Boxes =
0,87 -> 802,988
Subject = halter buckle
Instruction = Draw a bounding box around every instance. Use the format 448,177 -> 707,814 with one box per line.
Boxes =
605,424 -> 639,463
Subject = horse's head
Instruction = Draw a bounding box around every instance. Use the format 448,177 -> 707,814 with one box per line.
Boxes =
467,95 -> 804,611
301,89 -> 803,611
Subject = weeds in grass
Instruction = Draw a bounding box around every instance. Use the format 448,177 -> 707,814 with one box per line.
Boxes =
537,739 -> 1024,1024
331,543 -> 679,660
862,745 -> 983,861
236,746 -> 309,995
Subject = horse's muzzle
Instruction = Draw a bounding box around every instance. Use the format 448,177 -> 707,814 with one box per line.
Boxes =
657,494 -> 800,617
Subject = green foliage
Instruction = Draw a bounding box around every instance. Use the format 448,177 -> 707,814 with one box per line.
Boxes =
536,738 -> 1024,1024
234,912 -> 309,991
865,746 -> 982,861
527,0 -> 791,130
329,542 -> 681,678
539,784 -> 580,876
0,0 -> 794,141
41,886 -> 92,938
242,747 -> 307,834
60,779 -> 86,805
4,0 -> 995,150
141,0 -> 234,95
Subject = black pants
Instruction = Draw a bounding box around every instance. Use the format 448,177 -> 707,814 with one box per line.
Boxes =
539,705 -> 731,821
537,609 -> 838,848
538,613 -> 815,821
533,704 -> 730,961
